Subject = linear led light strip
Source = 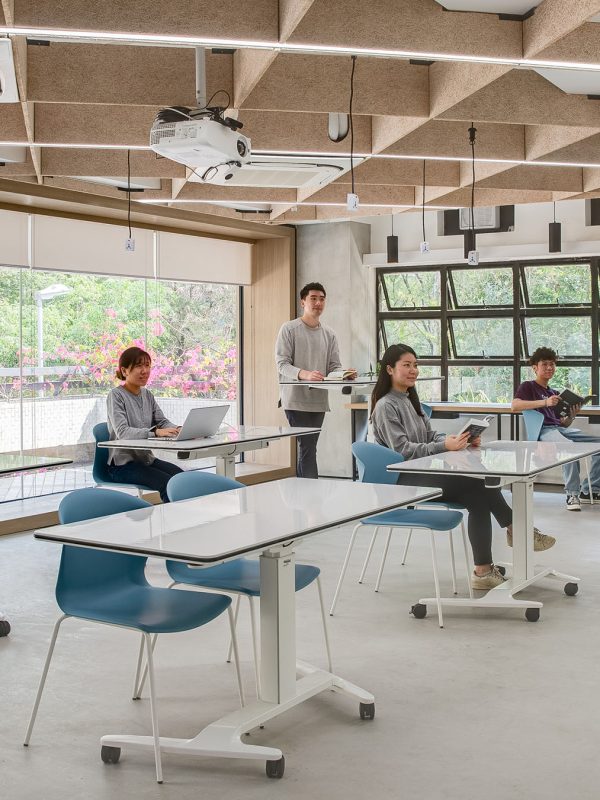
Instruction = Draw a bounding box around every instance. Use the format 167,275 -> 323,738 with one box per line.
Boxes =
137,199 -> 459,209
3,26 -> 600,73
2,141 -> 599,169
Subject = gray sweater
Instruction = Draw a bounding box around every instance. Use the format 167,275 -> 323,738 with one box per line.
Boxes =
106,386 -> 175,466
275,318 -> 342,412
371,390 -> 447,460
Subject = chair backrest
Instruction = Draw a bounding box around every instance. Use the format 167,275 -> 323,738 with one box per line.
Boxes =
92,422 -> 111,484
351,441 -> 404,485
167,470 -> 243,502
421,402 -> 432,419
57,488 -> 152,605
522,409 -> 544,442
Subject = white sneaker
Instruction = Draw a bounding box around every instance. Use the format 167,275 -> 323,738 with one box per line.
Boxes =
566,494 -> 581,511
471,565 -> 507,591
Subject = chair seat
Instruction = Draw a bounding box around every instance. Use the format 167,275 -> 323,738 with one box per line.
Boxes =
360,508 -> 464,531
166,558 -> 320,596
59,585 -> 231,634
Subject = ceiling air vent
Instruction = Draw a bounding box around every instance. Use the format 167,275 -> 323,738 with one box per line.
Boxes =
459,206 -> 500,230
0,39 -> 19,102
188,157 -> 345,190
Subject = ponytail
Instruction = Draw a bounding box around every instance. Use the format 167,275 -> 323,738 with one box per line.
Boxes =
371,343 -> 423,418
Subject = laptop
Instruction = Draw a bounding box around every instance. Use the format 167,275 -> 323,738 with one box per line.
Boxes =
156,405 -> 230,441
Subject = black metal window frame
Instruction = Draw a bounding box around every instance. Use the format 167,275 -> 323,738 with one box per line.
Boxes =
376,257 -> 600,401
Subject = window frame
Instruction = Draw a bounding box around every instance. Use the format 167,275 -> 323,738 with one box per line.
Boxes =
376,257 -> 600,402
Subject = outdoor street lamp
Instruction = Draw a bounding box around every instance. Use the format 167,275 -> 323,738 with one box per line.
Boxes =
34,284 -> 72,396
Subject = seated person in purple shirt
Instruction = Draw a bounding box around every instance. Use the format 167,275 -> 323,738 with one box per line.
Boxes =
512,346 -> 600,511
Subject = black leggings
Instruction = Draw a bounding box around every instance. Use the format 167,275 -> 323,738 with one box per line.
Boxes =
395,473 -> 512,566
108,457 -> 183,503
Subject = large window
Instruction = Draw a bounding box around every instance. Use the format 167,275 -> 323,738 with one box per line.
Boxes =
0,267 -> 240,502
377,259 -> 599,402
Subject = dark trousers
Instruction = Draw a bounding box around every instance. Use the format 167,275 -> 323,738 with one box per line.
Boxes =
284,410 -> 326,479
395,472 -> 512,566
108,457 -> 183,503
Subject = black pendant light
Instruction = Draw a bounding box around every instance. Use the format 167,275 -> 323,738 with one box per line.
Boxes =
387,213 -> 399,263
464,123 -> 477,262
549,201 -> 562,252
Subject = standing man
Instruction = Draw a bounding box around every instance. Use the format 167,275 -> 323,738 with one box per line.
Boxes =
275,282 -> 356,479
512,346 -> 600,511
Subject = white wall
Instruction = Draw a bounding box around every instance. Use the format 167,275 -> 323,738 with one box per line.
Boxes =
366,199 -> 600,265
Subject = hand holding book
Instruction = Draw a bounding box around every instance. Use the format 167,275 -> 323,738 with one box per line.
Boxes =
555,389 -> 595,417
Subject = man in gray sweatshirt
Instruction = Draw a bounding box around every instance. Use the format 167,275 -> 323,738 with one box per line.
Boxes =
275,282 -> 355,478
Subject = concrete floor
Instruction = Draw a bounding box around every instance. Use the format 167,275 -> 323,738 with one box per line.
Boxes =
1,489 -> 599,800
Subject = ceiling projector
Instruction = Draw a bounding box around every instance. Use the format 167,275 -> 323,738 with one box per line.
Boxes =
150,106 -> 251,184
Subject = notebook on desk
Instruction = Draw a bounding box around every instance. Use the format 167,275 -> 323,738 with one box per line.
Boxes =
153,405 -> 229,441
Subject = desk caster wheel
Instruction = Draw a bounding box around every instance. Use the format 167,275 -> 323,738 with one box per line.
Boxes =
525,608 -> 540,623
564,582 -> 578,596
101,746 -> 121,764
359,702 -> 375,720
411,603 -> 427,619
0,620 -> 10,637
266,756 -> 285,779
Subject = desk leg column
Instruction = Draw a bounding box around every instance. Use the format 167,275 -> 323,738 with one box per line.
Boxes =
216,455 -> 236,479
259,549 -> 297,704
511,480 -> 534,584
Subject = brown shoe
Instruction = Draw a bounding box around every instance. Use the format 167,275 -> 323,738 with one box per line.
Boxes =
471,565 -> 507,591
506,525 -> 556,552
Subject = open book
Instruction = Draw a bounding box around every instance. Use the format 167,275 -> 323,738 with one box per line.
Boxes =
326,369 -> 358,381
457,415 -> 494,443
555,389 -> 596,416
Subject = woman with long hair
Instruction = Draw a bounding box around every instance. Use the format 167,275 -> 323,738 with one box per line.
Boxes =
371,343 -> 555,590
106,346 -> 183,502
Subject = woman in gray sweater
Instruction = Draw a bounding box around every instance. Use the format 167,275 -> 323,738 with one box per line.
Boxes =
106,346 -> 183,502
371,344 -> 555,591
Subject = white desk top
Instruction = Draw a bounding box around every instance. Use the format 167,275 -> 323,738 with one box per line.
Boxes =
34,478 -> 442,564
98,425 -> 319,453
0,454 -> 72,475
279,379 -> 377,391
388,440 -> 600,485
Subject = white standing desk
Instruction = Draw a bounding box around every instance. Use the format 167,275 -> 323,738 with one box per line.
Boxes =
98,425 -> 319,479
35,477 -> 441,776
388,441 -> 600,622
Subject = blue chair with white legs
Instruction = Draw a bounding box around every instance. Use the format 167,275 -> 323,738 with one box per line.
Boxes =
522,409 -> 594,505
92,422 -> 153,497
133,471 -> 332,701
24,487 -> 244,785
329,441 -> 469,627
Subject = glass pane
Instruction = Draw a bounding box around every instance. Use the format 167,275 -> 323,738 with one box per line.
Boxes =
525,317 -> 590,357
451,318 -> 513,357
520,366 -> 592,396
451,268 -> 513,307
524,264 -> 591,305
414,366 -> 444,402
448,366 -> 514,403
381,272 -> 440,310
382,319 -> 440,357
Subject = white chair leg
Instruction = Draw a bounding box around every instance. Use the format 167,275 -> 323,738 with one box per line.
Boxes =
133,633 -> 159,700
448,528 -> 457,595
429,531 -> 444,628
132,634 -> 146,699
143,632 -> 163,784
24,615 -> 67,746
460,519 -> 474,599
226,594 -> 242,663
329,522 -> 362,615
584,458 -> 594,504
359,526 -> 379,584
316,577 -> 333,673
227,606 -> 246,708
401,528 -> 413,565
248,596 -> 261,700
374,528 -> 393,593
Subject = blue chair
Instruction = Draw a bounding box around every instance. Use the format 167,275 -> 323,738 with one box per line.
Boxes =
24,488 -> 244,784
329,441 -> 468,627
133,471 -> 332,700
92,422 -> 153,497
522,409 -> 593,504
